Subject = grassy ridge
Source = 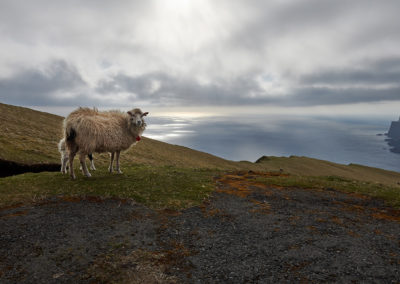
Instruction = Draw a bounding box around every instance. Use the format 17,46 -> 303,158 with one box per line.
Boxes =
1,102 -> 400,210
255,155 -> 400,187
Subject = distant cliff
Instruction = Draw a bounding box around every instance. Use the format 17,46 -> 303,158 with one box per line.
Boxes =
388,117 -> 400,139
386,117 -> 400,154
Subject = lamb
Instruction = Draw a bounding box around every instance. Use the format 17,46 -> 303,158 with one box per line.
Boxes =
58,138 -> 96,174
64,107 -> 148,179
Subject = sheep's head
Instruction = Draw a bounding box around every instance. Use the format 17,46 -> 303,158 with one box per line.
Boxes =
127,108 -> 149,127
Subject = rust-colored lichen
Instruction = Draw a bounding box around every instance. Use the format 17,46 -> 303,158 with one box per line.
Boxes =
214,171 -> 284,199
347,230 -> 360,237
0,209 -> 28,219
372,212 -> 400,223
330,216 -> 344,225
249,199 -> 271,214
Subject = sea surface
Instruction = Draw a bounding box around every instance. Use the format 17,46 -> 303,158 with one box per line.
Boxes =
145,114 -> 400,173
31,106 -> 400,173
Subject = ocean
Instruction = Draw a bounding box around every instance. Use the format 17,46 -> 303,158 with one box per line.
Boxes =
145,114 -> 400,173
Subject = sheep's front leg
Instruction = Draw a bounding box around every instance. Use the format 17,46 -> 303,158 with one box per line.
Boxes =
116,151 -> 123,174
109,152 -> 115,173
79,153 -> 91,177
88,153 -> 96,170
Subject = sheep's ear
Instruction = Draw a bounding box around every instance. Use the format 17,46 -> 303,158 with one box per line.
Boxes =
127,111 -> 133,116
142,112 -> 149,117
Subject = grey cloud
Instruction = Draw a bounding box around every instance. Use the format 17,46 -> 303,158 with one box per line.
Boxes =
369,57 -> 400,72
96,72 -> 264,106
225,0 -> 400,75
1,59 -> 399,108
300,61 -> 400,85
283,57 -> 400,105
226,0 -> 363,49
0,0 -> 152,42
0,1 -> 400,108
0,60 -> 89,106
97,57 -> 400,107
285,86 -> 400,106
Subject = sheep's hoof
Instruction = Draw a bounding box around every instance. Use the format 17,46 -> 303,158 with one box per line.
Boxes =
108,167 -> 113,173
90,166 -> 97,171
117,170 -> 123,174
85,173 -> 92,178
71,175 -> 76,180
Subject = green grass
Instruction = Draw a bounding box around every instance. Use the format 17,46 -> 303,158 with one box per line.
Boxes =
0,165 -> 219,210
0,103 -> 63,164
256,174 -> 400,208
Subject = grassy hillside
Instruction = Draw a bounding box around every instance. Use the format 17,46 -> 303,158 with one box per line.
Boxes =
0,102 -> 254,170
256,156 -> 400,187
0,102 -> 400,209
0,103 -> 63,164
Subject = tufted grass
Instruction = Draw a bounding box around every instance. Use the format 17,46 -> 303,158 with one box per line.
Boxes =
0,165 -> 219,210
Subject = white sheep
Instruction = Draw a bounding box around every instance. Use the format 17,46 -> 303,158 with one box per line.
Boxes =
63,107 -> 147,179
58,138 -> 96,174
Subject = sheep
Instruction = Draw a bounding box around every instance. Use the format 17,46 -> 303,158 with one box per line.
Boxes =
64,107 -> 148,179
58,138 -> 96,174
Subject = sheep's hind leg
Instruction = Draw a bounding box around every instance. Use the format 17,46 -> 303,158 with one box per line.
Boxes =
79,153 -> 91,177
116,151 -> 123,174
88,153 -> 96,170
109,152 -> 115,173
68,146 -> 78,180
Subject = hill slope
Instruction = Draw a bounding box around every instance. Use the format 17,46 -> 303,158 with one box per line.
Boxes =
1,102 -> 400,188
256,156 -> 400,187
0,103 -> 62,164
0,102 -> 254,170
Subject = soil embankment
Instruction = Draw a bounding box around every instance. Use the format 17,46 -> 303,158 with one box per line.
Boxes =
1,172 -> 400,283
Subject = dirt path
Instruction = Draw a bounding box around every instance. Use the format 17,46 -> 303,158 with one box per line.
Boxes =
1,171 -> 400,283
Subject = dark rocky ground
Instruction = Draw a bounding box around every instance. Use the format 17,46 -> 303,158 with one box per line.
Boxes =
1,172 -> 400,283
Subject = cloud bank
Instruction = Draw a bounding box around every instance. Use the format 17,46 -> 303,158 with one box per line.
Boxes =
0,0 -> 399,107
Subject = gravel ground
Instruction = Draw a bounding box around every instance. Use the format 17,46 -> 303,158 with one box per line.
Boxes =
1,172 -> 400,283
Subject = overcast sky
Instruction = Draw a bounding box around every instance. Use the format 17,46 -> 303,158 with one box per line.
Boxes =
1,0 -> 400,110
